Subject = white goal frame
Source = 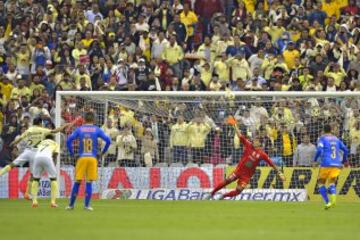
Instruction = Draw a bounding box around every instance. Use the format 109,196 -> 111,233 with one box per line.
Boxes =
55,91 -> 360,195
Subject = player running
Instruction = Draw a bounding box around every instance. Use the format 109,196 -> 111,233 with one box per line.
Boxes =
209,116 -> 285,200
313,124 -> 348,210
0,118 -> 73,199
31,135 -> 60,208
66,112 -> 111,211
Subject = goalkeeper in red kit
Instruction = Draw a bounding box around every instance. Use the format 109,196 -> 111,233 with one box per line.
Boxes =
209,116 -> 286,200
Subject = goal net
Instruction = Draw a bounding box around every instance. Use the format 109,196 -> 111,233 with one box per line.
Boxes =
1,92 -> 360,202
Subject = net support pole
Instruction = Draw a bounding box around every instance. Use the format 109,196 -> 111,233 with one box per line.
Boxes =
55,91 -> 62,197
99,100 -> 109,196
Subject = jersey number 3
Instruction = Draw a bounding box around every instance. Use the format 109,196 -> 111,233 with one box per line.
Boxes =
331,145 -> 336,159
83,139 -> 93,153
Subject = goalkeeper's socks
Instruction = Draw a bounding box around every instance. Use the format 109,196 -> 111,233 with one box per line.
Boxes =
319,185 -> 329,204
211,180 -> 230,196
85,182 -> 92,208
328,184 -> 336,205
0,165 -> 12,176
222,189 -> 241,199
50,181 -> 58,205
69,182 -> 80,207
31,181 -> 39,205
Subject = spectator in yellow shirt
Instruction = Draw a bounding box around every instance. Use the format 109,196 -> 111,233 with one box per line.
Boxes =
81,30 -> 94,49
180,3 -> 198,45
162,35 -> 184,77
187,118 -> 211,164
162,35 -> 184,65
170,116 -> 189,164
75,65 -> 92,90
282,42 -> 300,70
324,62 -> 347,87
242,0 -> 256,14
299,67 -> 314,88
264,19 -> 286,43
0,77 -> 13,101
200,62 -> 213,87
228,53 -> 252,81
322,0 -> 341,24
350,120 -> 360,155
10,79 -> 31,101
214,54 -> 230,84
29,75 -> 45,94
71,42 -> 87,66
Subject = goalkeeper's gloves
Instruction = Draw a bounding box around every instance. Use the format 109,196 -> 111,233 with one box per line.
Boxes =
226,116 -> 237,126
276,171 -> 286,181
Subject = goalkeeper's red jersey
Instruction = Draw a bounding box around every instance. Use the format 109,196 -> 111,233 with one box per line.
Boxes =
234,135 -> 276,177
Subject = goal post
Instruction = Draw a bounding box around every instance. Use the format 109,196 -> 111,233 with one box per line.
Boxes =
53,91 -> 360,202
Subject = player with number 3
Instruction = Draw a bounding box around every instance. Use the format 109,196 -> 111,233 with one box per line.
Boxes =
313,124 -> 349,210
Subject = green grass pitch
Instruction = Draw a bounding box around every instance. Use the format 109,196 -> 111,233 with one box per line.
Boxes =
0,199 -> 359,240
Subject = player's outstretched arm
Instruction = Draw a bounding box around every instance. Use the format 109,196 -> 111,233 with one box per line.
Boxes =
262,153 -> 286,182
9,132 -> 27,147
9,135 -> 25,148
51,122 -> 76,134
226,116 -> 252,147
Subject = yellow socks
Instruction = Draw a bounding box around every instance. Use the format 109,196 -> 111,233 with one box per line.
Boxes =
0,165 -> 12,176
25,180 -> 32,198
31,181 -> 39,205
329,194 -> 336,206
50,181 -> 58,205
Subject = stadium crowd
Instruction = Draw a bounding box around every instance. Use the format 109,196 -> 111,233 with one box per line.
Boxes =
0,0 -> 360,167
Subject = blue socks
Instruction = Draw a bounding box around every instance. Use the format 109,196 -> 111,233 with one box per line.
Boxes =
319,185 -> 329,204
85,182 -> 92,208
69,182 -> 80,207
69,181 -> 93,208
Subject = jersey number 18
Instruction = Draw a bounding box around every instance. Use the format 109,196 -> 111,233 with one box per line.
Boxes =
83,139 -> 93,153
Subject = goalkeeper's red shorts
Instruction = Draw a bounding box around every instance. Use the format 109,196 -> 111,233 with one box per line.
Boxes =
231,167 -> 252,188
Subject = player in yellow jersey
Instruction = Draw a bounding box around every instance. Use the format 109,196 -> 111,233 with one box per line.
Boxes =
0,118 -> 73,199
31,135 -> 60,208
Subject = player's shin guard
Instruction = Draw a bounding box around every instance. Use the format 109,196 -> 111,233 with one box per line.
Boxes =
319,185 -> 329,204
69,182 -> 80,207
328,184 -> 336,205
0,165 -> 12,176
50,180 -> 58,205
85,182 -> 92,208
31,180 -> 39,205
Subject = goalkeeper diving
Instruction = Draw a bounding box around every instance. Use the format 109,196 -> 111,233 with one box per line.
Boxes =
209,116 -> 285,200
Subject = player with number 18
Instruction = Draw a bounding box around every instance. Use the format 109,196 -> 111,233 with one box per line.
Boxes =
66,112 -> 111,211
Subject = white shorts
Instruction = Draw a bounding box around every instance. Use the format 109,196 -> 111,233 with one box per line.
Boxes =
33,152 -> 57,179
12,148 -> 37,173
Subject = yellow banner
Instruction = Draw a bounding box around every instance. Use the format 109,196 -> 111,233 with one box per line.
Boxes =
226,167 -> 360,202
